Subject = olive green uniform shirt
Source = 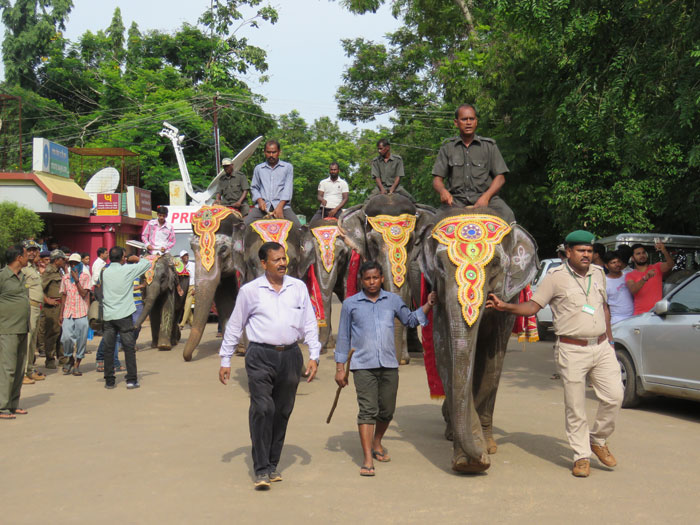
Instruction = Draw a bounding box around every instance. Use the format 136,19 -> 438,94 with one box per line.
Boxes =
41,264 -> 62,301
218,170 -> 250,206
0,266 -> 30,334
371,154 -> 405,188
531,262 -> 608,338
432,135 -> 509,204
21,263 -> 43,303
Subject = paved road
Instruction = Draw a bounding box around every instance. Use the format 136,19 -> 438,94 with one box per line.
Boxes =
2,320 -> 699,524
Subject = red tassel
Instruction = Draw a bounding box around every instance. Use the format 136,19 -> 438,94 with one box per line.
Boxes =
346,250 -> 361,297
421,274 -> 445,398
306,265 -> 326,327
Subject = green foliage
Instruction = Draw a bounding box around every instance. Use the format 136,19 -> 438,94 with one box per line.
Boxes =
0,202 -> 43,264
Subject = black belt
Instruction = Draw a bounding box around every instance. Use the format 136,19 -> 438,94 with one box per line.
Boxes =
251,342 -> 298,352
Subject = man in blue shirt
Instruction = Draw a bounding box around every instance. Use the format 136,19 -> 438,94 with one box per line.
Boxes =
335,261 -> 436,476
245,140 -> 301,227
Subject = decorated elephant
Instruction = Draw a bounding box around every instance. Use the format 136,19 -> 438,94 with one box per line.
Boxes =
307,217 -> 352,351
134,253 -> 190,351
340,194 -> 435,364
419,206 -> 538,473
182,206 -> 246,362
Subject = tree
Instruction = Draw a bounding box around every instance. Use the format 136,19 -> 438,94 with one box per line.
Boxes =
0,201 -> 43,264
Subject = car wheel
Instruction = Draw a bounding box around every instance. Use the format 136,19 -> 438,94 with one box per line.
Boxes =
616,349 -> 640,408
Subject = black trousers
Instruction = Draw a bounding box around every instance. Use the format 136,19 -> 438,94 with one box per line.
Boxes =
245,342 -> 303,476
103,316 -> 138,385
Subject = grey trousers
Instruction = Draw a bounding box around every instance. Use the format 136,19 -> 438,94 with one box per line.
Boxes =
0,333 -> 28,414
449,195 -> 515,224
245,206 -> 301,228
24,305 -> 40,376
370,185 -> 416,202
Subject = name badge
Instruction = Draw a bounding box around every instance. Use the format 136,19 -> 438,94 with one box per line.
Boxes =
582,304 -> 595,315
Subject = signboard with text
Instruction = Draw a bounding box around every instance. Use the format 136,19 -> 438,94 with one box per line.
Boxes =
96,193 -> 121,216
126,186 -> 152,219
32,138 -> 70,178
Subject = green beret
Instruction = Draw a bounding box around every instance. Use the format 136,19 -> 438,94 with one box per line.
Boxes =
565,230 -> 595,246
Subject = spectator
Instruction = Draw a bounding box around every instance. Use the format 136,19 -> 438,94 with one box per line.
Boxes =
617,244 -> 633,273
80,253 -> 91,280
178,251 -> 195,330
592,243 -> 606,268
59,253 -> 91,376
91,247 -> 108,288
40,250 -> 66,369
625,242 -> 674,315
604,252 -> 634,324
20,240 -> 46,384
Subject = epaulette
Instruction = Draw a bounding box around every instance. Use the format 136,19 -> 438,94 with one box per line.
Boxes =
477,135 -> 496,144
391,154 -> 402,160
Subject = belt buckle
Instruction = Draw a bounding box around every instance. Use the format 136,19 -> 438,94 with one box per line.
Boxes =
274,345 -> 285,352
586,337 -> 597,346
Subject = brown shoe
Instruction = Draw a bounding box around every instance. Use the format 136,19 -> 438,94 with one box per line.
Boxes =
29,371 -> 46,381
591,442 -> 617,467
22,376 -> 35,385
572,459 -> 590,477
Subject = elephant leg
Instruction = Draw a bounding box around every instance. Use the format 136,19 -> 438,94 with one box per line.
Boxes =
451,389 -> 490,474
472,311 -> 514,454
158,291 -> 175,351
394,320 -> 409,365
318,295 -> 333,353
150,303 -> 161,349
442,399 -> 453,441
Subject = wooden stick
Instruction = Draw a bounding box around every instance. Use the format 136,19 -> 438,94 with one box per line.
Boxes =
326,349 -> 354,424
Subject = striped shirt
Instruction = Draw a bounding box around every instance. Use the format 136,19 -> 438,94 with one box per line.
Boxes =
133,279 -> 143,306
60,272 -> 91,319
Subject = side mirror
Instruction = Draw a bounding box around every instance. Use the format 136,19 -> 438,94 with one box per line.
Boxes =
653,299 -> 669,316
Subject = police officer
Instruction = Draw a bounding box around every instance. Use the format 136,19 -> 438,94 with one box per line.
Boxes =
432,104 -> 515,223
215,157 -> 250,216
40,249 -> 66,369
370,139 -> 415,202
20,240 -> 46,383
486,230 -> 623,478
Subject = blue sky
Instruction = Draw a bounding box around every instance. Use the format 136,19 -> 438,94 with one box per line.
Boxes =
1,0 -> 400,130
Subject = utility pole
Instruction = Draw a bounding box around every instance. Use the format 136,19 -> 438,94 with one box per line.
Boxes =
213,92 -> 221,174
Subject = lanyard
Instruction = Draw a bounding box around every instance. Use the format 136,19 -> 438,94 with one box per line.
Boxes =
566,263 -> 591,299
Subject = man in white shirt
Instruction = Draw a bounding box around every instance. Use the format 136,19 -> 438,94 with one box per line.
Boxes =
311,162 -> 349,222
90,247 -> 108,288
219,241 -> 321,490
604,251 -> 634,324
178,250 -> 196,329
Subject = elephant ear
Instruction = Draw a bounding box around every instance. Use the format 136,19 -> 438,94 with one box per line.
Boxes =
338,204 -> 366,261
499,224 -> 539,302
298,226 -> 316,280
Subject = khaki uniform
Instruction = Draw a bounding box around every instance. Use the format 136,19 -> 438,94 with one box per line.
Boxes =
370,153 -> 414,201
39,264 -> 63,366
432,136 -> 514,223
218,170 -> 250,215
21,263 -> 43,376
532,262 -> 623,461
0,266 -> 30,415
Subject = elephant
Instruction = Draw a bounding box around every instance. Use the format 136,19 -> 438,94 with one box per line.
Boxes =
339,193 -> 435,364
308,217 -> 352,351
419,206 -> 538,473
182,208 -> 246,362
134,254 -> 190,351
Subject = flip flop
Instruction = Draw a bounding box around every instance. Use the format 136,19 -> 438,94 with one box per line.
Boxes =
0,413 -> 16,420
72,369 -> 83,376
12,408 -> 28,415
372,448 -> 391,462
360,465 -> 375,477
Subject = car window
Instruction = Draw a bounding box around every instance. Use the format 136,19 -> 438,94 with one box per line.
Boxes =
532,260 -> 562,287
668,276 -> 700,313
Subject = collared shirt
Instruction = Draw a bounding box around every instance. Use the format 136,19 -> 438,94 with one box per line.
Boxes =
250,160 -> 294,210
0,265 -> 30,334
318,176 -> 349,209
335,289 -> 427,370
91,257 -> 107,287
185,261 -> 195,286
532,262 -> 608,338
220,274 -> 321,367
41,263 -> 63,300
218,170 -> 250,205
102,259 -> 152,321
371,154 -> 405,188
21,263 -> 43,303
432,135 -> 509,203
141,219 -> 176,253
60,271 -> 91,319
606,274 -> 634,324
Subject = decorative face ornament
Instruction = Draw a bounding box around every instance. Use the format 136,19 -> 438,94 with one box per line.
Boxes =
367,214 -> 417,288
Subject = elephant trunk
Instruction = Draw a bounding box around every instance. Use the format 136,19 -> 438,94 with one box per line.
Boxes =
182,268 -> 219,362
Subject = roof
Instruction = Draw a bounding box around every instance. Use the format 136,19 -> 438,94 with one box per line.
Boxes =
0,172 -> 93,208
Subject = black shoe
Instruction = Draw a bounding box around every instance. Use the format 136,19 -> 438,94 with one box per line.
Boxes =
269,470 -> 282,482
254,473 -> 270,490
105,383 -> 116,389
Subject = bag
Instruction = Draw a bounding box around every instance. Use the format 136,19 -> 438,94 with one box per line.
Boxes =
89,267 -> 106,331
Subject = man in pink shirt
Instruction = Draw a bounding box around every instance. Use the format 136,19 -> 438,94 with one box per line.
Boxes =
625,241 -> 674,315
60,253 -> 91,376
141,206 -> 176,255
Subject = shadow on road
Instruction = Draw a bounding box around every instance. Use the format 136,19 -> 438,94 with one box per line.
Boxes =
623,397 -> 700,423
325,430 -> 366,467
493,426 -> 572,469
17,392 -> 53,410
222,444 -> 312,478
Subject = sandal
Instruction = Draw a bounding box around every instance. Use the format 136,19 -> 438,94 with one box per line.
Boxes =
72,369 -> 83,376
372,448 -> 391,462
12,408 -> 28,415
96,362 -> 104,373
360,465 -> 375,477
117,365 -> 126,372
0,413 -> 16,420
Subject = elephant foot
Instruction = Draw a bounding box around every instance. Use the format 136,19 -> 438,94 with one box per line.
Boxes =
485,436 -> 498,455
452,453 -> 490,474
399,357 -> 410,365
444,425 -> 454,442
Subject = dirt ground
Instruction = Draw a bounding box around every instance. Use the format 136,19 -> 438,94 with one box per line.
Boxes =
2,312 -> 699,524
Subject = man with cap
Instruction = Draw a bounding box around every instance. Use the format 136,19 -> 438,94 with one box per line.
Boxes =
178,250 -> 196,330
215,158 -> 250,216
432,104 -> 515,223
141,206 -> 176,255
486,230 -> 623,478
0,243 -> 30,419
40,249 -> 67,369
20,240 -> 46,383
370,139 -> 415,202
59,253 -> 91,376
